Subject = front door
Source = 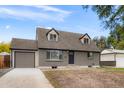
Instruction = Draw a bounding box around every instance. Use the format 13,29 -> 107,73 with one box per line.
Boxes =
69,51 -> 74,64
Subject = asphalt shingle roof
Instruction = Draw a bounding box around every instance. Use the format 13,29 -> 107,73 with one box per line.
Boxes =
11,38 -> 37,50
36,28 -> 100,52
11,27 -> 100,52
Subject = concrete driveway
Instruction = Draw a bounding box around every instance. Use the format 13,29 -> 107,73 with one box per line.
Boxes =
0,68 -> 53,88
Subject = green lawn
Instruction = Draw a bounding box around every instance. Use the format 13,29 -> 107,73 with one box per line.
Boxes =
97,67 -> 124,71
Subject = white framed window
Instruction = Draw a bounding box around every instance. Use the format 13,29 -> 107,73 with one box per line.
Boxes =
84,38 -> 89,44
46,50 -> 63,60
50,34 -> 57,41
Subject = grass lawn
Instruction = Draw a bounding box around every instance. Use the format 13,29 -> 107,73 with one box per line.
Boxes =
43,67 -> 124,88
101,67 -> 124,71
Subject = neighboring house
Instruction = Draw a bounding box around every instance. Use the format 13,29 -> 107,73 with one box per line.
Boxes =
101,49 -> 124,67
0,52 -> 10,56
10,27 -> 100,68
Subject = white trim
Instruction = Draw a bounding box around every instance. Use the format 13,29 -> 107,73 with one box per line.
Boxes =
46,50 -> 63,60
47,30 -> 58,41
80,35 -> 91,44
35,51 -> 39,67
11,50 -> 15,68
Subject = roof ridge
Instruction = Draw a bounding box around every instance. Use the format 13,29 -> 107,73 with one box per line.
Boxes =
58,30 -> 83,35
12,38 -> 36,41
36,27 -> 83,35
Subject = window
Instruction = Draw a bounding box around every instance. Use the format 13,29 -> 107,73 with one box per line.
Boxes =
46,50 -> 63,60
84,38 -> 89,44
87,52 -> 93,58
50,34 -> 57,41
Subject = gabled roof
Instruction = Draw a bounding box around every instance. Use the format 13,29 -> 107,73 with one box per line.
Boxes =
79,33 -> 91,40
36,27 -> 100,52
11,38 -> 37,50
46,28 -> 59,36
11,27 -> 100,52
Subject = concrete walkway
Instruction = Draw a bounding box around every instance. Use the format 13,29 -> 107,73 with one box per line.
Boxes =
0,68 -> 53,88
0,68 -> 12,77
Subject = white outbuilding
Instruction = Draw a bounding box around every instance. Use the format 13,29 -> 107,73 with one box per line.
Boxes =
101,49 -> 124,67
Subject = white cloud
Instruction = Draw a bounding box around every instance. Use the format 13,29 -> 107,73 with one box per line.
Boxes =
34,5 -> 71,14
0,6 -> 72,22
5,25 -> 10,29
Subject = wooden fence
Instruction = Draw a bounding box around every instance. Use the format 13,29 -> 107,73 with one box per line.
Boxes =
0,55 -> 10,69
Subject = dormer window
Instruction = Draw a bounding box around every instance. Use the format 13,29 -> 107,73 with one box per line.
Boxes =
50,34 -> 57,41
84,38 -> 89,44
46,28 -> 59,42
79,33 -> 91,44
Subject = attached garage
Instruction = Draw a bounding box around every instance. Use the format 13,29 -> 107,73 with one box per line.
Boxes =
11,38 -> 37,68
15,52 -> 35,68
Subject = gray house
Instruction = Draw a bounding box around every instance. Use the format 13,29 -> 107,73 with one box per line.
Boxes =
11,27 -> 100,68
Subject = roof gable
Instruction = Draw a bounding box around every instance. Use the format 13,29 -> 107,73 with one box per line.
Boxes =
46,28 -> 59,36
79,33 -> 91,40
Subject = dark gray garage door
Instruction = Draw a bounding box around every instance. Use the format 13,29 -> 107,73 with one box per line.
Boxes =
15,52 -> 35,68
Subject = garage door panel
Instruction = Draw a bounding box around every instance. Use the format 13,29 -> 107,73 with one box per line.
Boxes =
15,52 -> 35,68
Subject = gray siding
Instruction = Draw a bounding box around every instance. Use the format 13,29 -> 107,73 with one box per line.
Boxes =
39,49 -> 100,66
74,52 -> 99,66
39,49 -> 68,66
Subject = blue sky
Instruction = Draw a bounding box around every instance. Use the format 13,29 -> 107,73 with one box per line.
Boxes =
0,5 -> 109,42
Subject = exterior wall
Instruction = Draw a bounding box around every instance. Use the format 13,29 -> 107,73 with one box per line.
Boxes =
12,49 -> 100,67
100,61 -> 116,66
101,53 -> 124,67
35,51 -> 39,67
39,49 -> 68,66
74,52 -> 99,66
39,49 -> 100,66
116,54 -> 124,67
100,54 -> 115,61
11,50 -> 15,68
